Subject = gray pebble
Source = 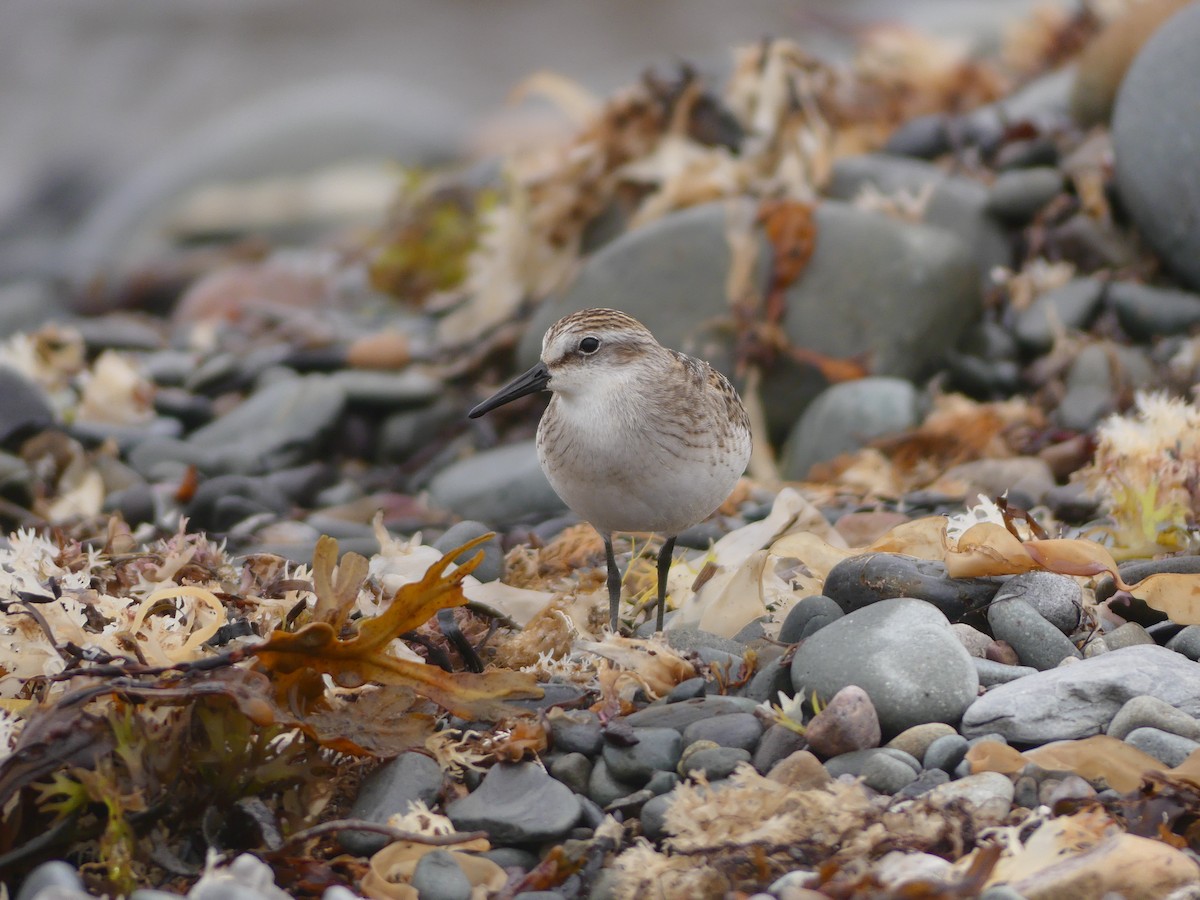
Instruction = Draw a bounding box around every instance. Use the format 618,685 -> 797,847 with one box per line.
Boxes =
666,677 -> 708,702
587,758 -> 641,808
824,747 -> 920,779
479,847 -> 538,871
1110,281 -> 1200,340
339,750 -> 443,855
645,770 -> 680,795
445,761 -> 581,844
622,695 -> 758,730
741,656 -> 793,704
1124,727 -> 1200,767
428,440 -> 567,526
778,595 -> 844,643
681,713 -> 762,752
1167,625 -> 1200,661
985,167 -> 1063,223
972,657 -> 1038,686
548,709 -> 603,757
433,521 -> 503,583
752,723 -> 808,774
549,752 -> 593,796
1012,277 -> 1104,354
992,571 -> 1082,634
861,753 -> 918,794
924,734 -> 970,773
410,849 -> 473,900
894,767 -> 951,800
679,746 -> 752,780
987,597 -> 1081,670
1109,695 -> 1200,742
640,792 -> 674,842
1103,622 -> 1155,651
602,728 -> 683,785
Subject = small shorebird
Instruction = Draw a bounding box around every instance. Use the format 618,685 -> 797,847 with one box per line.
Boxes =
469,308 -> 751,631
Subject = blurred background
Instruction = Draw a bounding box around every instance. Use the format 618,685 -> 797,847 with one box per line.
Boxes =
1,0 -> 1051,288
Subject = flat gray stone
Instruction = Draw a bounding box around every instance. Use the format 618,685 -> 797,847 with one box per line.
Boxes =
622,695 -> 757,731
433,520 -> 503,583
861,752 -> 918,794
992,571 -> 1082,634
427,440 -> 567,526
961,645 -> 1200,742
681,713 -> 762,752
445,761 -> 581,844
1107,694 -> 1200,741
778,595 -> 843,643
791,598 -> 978,736
985,167 -> 1063,223
678,746 -> 751,781
1013,277 -> 1104,354
1110,281 -> 1200,340
0,366 -> 55,447
339,750 -> 443,855
924,734 -> 970,773
602,728 -> 683,785
410,849 -> 473,900
972,657 -> 1038,686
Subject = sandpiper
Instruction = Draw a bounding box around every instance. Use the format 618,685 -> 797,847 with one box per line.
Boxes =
469,308 -> 752,631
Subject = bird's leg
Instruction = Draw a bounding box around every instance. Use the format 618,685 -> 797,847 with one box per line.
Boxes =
604,533 -> 622,633
655,535 -> 676,632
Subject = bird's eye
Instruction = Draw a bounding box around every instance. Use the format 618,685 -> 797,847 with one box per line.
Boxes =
578,336 -> 601,354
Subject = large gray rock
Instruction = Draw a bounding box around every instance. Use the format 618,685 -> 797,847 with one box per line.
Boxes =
339,750 -> 444,855
781,377 -> 919,480
789,598 -> 979,736
0,366 -> 55,448
961,645 -> 1200,742
1112,2 -> 1200,290
427,440 -> 567,525
520,199 -> 980,440
826,154 -> 1011,279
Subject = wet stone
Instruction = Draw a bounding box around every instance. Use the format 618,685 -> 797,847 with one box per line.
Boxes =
1012,277 -> 1105,354
602,728 -> 683,785
823,553 -> 1000,621
640,792 -> 674,842
587,758 -> 639,808
987,597 -> 1081,670
985,167 -> 1063,224
0,367 -> 55,448
445,762 -> 581,845
778,595 -> 844,643
681,712 -> 762,752
410,849 -> 473,900
622,695 -> 758,731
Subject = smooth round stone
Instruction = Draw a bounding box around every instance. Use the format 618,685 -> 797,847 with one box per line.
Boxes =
1167,626 -> 1200,661
822,553 -> 1000,621
681,713 -> 762,752
884,113 -> 952,158
781,377 -> 919,480
1056,343 -> 1154,432
790,598 -> 979,736
479,846 -> 538,872
824,747 -> 920,779
1012,277 -> 1104,354
805,685 -> 881,758
1040,774 -> 1097,808
951,623 -> 993,658
961,645 -> 1200,742
679,746 -> 752,781
339,750 -> 443,855
1125,727 -> 1200,767
548,709 -> 603,757
1110,281 -> 1200,340
549,752 -> 593,796
767,749 -> 832,791
187,473 -> 290,532
778,595 -> 844,643
923,734 -> 970,774
972,657 -> 1038,686
984,641 -> 1021,667
602,728 -> 683,786
622,695 -> 758,731
645,770 -> 679,795
1103,622 -> 1155,651
433,520 -> 503,583
742,656 -> 793,704
987,597 -> 1082,671
1112,1 -> 1200,290
445,762 -> 581,844
885,723 -> 955,762
752,723 -> 808,774
985,167 -> 1063,224
428,440 -> 567,526
935,456 -> 1056,507
992,571 -> 1082,634
378,401 -> 462,464
326,368 -> 440,407
666,677 -> 708,702
640,791 -> 674,842
410,849 -> 473,900
861,753 -> 918,794
0,366 -> 55,448
663,627 -> 746,659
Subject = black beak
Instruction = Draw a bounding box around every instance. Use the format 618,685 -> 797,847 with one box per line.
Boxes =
468,361 -> 551,418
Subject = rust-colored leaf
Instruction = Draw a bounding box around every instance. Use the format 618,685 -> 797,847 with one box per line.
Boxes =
252,534 -> 543,723
1022,538 -> 1120,580
945,522 -> 1036,578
